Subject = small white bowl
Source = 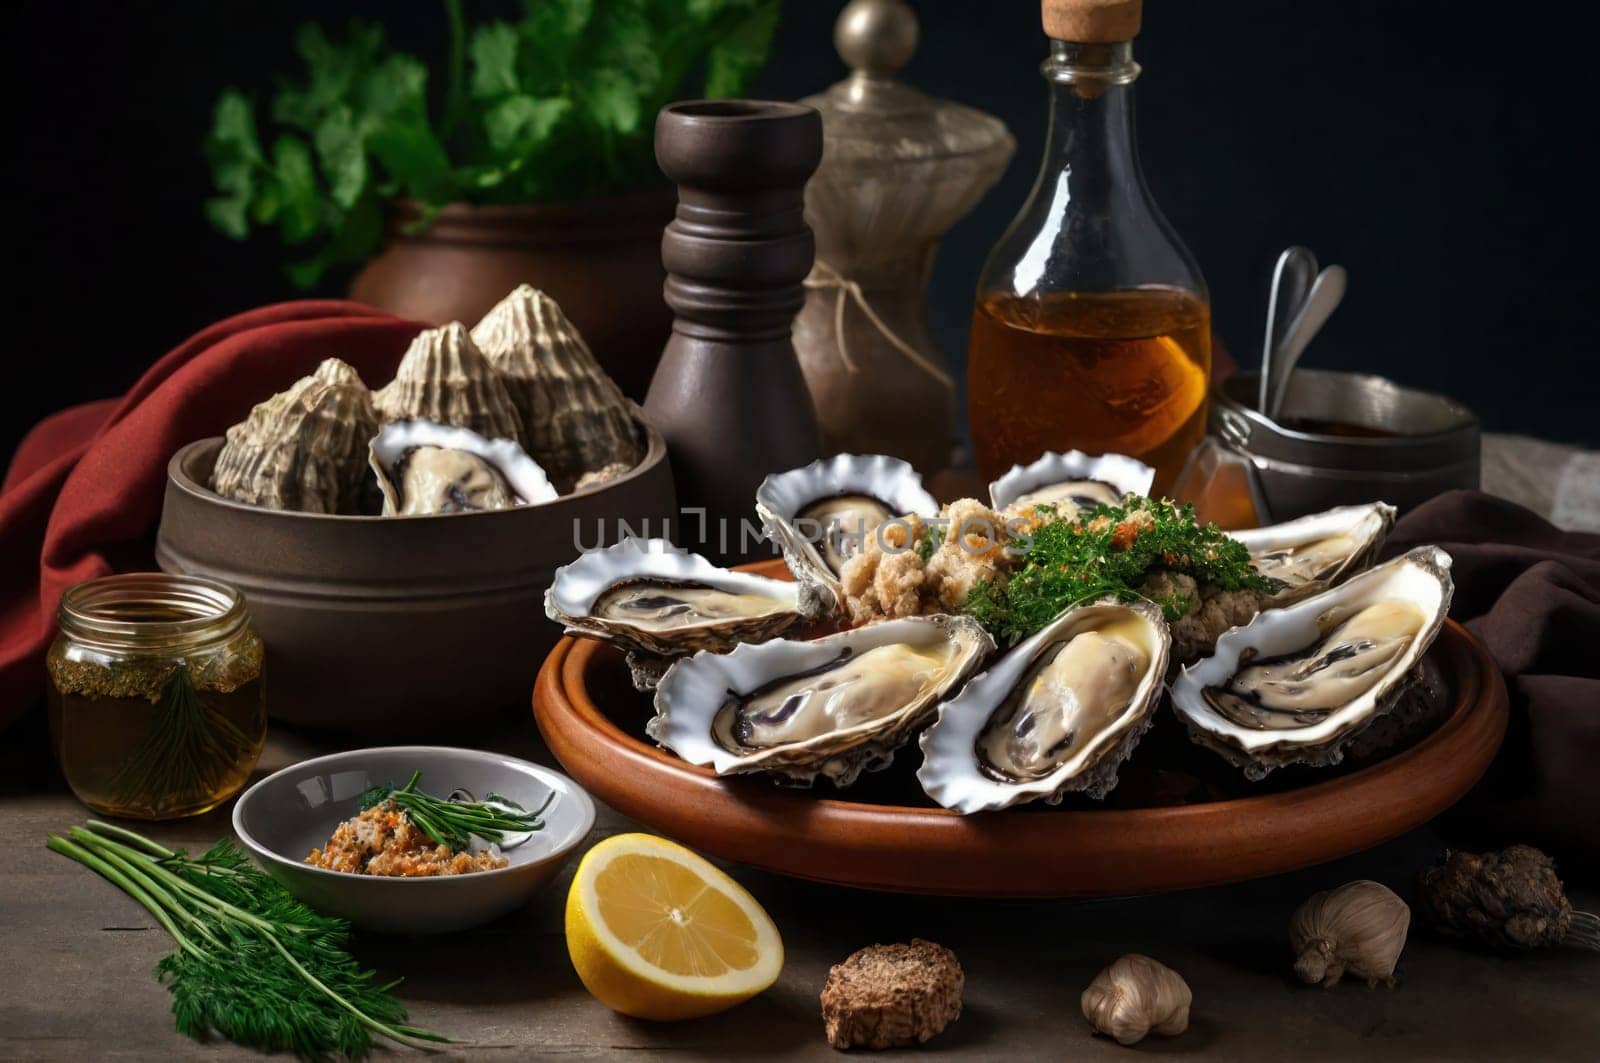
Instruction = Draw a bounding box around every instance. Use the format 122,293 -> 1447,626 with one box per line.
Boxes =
233,746 -> 595,934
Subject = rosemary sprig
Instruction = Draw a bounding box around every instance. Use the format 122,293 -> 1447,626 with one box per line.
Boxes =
105,662 -> 257,815
46,821 -> 450,1059
358,771 -> 552,852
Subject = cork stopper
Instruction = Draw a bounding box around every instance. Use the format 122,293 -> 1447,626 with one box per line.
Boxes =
1042,0 -> 1141,42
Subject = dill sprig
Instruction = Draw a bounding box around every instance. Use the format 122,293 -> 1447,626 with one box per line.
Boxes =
46,820 -> 450,1059
359,771 -> 551,852
967,496 -> 1276,645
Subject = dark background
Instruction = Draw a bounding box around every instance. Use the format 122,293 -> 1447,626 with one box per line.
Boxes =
6,0 -> 1595,467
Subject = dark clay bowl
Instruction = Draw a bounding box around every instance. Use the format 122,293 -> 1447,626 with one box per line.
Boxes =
155,422 -> 675,732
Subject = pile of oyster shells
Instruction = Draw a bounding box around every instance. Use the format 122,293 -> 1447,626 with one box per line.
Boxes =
545,450 -> 1455,810
210,285 -> 641,516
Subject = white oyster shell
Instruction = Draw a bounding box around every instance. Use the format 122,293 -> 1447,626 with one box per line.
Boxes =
649,614 -> 993,787
1169,545 -> 1453,779
368,419 -> 556,516
917,598 -> 1170,812
1231,502 -> 1397,601
545,537 -> 820,689
756,454 -> 940,613
988,450 -> 1155,515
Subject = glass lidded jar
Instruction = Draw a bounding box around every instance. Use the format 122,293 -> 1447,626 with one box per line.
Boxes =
968,0 -> 1210,495
46,573 -> 266,820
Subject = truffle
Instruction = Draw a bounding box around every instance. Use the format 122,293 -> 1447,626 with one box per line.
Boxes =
820,939 -> 963,1050
1418,845 -> 1575,950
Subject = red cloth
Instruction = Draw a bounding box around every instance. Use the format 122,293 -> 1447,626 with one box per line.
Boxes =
0,301 -> 423,730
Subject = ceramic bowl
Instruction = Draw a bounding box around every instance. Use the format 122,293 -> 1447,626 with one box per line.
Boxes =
232,746 -> 595,934
154,419 -> 676,731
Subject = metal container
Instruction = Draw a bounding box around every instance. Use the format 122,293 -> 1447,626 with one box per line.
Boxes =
1188,369 -> 1480,524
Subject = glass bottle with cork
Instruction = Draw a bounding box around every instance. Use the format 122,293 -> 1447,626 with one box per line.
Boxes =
968,0 -> 1209,495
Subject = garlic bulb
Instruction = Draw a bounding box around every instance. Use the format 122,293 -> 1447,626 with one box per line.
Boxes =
1080,954 -> 1191,1046
1289,880 -> 1410,988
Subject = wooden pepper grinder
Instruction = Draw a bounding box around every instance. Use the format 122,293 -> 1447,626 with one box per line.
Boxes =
646,101 -> 824,560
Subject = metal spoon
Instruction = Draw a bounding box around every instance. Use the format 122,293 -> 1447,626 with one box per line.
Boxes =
1258,246 -> 1318,414
1265,264 -> 1348,421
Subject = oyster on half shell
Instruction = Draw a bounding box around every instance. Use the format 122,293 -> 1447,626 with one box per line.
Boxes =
1231,502 -> 1396,601
649,614 -> 993,787
917,599 -> 1171,811
1169,545 -> 1453,779
369,419 -> 556,516
545,538 -> 823,690
988,450 -> 1155,518
756,454 -> 940,613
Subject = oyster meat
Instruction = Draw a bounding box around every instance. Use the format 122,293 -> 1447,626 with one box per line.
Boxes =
1232,502 -> 1396,601
546,538 -> 823,690
375,322 -> 525,445
757,454 -> 940,612
1169,546 -> 1453,778
471,285 -> 641,491
988,450 -> 1155,517
918,599 -> 1170,811
649,614 -> 993,786
211,358 -> 378,514
369,420 -> 556,516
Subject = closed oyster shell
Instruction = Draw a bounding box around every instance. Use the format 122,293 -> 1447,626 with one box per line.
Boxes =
471,285 -> 641,491
211,358 -> 378,514
375,322 -> 524,445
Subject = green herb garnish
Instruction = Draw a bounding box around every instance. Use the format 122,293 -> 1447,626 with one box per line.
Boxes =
206,0 -> 782,285
967,496 -> 1276,645
46,821 -> 449,1058
359,771 -> 551,852
915,523 -> 945,562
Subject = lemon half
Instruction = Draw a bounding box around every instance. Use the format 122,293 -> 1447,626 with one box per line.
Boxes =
565,833 -> 784,1021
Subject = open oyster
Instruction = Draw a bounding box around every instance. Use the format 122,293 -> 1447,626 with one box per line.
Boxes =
368,419 -> 556,516
917,599 -> 1170,811
471,285 -> 641,492
1232,502 -> 1396,601
212,358 -> 378,514
375,323 -> 525,445
756,454 -> 940,612
1169,546 -> 1453,779
545,537 -> 822,690
649,614 -> 993,787
988,450 -> 1155,517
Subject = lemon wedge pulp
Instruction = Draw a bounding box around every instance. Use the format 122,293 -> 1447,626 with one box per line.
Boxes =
565,833 -> 784,1020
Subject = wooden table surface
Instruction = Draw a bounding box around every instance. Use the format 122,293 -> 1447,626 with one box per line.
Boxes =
4,707 -> 1597,1062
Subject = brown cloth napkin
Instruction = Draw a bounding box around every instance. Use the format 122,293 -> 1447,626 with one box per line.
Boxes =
1385,489 -> 1600,865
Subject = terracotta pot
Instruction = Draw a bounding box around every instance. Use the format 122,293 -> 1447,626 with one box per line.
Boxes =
155,422 -> 676,734
349,191 -> 675,399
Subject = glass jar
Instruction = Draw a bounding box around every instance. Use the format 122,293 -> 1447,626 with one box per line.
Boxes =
46,574 -> 266,820
968,31 -> 1210,495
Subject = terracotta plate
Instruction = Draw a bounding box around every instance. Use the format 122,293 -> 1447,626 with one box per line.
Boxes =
533,560 -> 1508,898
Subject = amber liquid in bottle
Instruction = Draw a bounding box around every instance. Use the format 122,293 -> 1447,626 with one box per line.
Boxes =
969,286 -> 1211,494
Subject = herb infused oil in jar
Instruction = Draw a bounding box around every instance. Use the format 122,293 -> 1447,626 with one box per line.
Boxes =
969,0 -> 1209,494
46,574 -> 266,820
